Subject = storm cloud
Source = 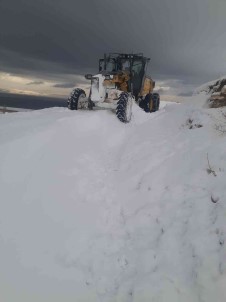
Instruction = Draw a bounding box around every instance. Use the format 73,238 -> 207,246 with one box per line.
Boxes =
26,81 -> 44,85
1,0 -> 226,96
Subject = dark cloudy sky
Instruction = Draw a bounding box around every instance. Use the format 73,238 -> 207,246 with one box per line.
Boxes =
0,0 -> 226,99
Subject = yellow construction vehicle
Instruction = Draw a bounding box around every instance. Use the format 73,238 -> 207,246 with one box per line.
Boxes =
68,53 -> 160,123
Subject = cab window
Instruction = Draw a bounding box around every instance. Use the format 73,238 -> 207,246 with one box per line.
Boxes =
106,59 -> 116,72
132,60 -> 143,75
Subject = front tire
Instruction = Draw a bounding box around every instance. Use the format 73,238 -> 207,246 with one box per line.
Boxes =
68,88 -> 86,110
116,92 -> 133,123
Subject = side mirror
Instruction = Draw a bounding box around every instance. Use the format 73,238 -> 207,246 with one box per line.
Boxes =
85,74 -> 93,80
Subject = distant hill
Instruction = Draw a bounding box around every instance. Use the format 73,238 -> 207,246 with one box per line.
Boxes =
0,92 -> 67,110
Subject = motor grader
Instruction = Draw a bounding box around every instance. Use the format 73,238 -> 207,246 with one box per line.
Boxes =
67,53 -> 160,123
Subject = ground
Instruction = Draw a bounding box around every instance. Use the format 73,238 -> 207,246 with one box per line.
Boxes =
0,97 -> 226,302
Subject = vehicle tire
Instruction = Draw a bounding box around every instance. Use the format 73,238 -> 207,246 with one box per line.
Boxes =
152,93 -> 160,111
116,92 -> 133,123
139,94 -> 151,112
139,93 -> 160,113
67,88 -> 86,110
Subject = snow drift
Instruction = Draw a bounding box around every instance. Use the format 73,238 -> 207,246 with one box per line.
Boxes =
0,100 -> 226,302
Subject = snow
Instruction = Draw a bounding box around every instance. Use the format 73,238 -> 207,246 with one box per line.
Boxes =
0,99 -> 226,302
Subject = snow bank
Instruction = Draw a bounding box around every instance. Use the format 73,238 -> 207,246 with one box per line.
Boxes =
0,101 -> 226,302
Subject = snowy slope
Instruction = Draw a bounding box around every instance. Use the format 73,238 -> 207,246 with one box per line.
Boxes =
0,100 -> 226,302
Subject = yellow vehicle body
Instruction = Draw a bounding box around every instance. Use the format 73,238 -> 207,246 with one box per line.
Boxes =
103,72 -> 155,96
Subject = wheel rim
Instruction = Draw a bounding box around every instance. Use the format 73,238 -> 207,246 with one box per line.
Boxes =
77,94 -> 88,109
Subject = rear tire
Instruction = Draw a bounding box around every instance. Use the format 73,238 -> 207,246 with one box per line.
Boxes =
139,93 -> 160,113
152,93 -> 160,111
116,92 -> 132,123
68,88 -> 86,110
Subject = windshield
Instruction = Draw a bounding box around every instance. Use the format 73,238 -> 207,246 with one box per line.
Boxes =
106,59 -> 116,72
120,59 -> 130,71
99,56 -> 144,75
99,58 -> 116,72
132,60 -> 143,75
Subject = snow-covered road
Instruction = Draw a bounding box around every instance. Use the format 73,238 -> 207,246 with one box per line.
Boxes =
0,100 -> 226,302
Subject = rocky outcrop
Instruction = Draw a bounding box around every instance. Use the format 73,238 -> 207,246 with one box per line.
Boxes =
196,77 -> 226,108
209,79 -> 226,108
